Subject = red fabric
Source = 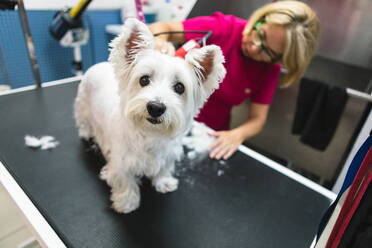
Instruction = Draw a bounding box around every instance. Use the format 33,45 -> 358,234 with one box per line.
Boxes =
326,146 -> 372,248
182,12 -> 281,131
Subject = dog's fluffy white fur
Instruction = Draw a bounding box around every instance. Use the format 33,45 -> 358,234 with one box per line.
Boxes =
74,18 -> 226,213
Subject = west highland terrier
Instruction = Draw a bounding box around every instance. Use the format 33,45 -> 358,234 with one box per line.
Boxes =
74,18 -> 226,213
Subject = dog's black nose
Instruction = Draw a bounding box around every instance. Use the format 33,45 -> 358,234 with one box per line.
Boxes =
146,101 -> 166,118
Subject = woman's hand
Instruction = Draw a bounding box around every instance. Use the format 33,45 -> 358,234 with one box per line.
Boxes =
208,129 -> 245,160
154,38 -> 176,56
208,103 -> 269,160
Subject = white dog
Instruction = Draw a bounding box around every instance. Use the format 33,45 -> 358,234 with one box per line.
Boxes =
74,18 -> 226,213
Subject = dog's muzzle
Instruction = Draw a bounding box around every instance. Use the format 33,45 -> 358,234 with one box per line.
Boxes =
146,101 -> 166,124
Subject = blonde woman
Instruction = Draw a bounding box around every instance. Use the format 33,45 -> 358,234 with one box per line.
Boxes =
149,1 -> 319,159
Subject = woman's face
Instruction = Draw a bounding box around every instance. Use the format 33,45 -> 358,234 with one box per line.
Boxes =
241,22 -> 286,63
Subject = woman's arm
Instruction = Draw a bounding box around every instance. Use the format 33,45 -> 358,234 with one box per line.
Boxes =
209,103 -> 269,160
234,102 -> 269,141
149,21 -> 185,43
149,21 -> 185,55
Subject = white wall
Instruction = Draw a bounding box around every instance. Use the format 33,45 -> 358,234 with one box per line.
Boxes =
24,0 -> 126,10
23,0 -> 197,21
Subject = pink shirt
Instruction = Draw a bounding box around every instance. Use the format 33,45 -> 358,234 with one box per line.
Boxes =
183,12 -> 281,130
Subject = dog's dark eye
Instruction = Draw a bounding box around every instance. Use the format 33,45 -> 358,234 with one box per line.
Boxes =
139,75 -> 150,87
174,82 -> 185,95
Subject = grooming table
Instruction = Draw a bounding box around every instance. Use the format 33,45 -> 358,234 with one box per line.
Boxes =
0,77 -> 336,248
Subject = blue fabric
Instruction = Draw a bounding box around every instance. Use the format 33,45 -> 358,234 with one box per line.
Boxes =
316,135 -> 372,240
339,135 -> 372,196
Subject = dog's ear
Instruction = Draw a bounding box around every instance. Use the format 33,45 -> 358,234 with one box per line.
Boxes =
109,18 -> 154,73
185,45 -> 226,100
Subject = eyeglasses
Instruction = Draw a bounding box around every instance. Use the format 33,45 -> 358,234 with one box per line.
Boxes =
251,21 -> 282,63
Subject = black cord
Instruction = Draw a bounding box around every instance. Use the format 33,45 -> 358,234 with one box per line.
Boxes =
153,30 -> 213,47
153,30 -> 210,36
199,31 -> 213,46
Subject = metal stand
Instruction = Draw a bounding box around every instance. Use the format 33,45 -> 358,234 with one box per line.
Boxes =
59,27 -> 89,76
73,46 -> 82,76
17,0 -> 42,87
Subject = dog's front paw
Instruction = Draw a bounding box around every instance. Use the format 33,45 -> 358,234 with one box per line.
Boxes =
111,189 -> 140,214
100,165 -> 111,182
100,165 -> 116,188
154,176 -> 179,193
78,124 -> 92,140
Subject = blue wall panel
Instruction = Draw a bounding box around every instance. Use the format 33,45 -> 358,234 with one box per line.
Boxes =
85,10 -> 121,63
0,10 -> 121,89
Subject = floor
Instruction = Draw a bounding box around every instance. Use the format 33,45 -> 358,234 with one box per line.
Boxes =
0,85 -> 41,248
0,182 -> 41,248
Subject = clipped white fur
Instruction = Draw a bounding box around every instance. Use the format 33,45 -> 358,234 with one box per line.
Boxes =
74,18 -> 226,213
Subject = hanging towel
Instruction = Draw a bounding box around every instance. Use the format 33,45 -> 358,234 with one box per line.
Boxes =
316,135 -> 372,241
326,145 -> 372,247
292,77 -> 348,151
338,184 -> 372,247
315,135 -> 372,248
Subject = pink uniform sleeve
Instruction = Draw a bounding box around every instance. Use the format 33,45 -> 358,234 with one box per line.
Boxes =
182,12 -> 224,43
251,64 -> 281,104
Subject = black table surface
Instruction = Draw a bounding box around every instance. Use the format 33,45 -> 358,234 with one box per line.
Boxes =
0,81 -> 331,248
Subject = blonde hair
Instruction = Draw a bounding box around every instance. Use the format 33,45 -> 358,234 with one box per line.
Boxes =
243,1 -> 319,87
